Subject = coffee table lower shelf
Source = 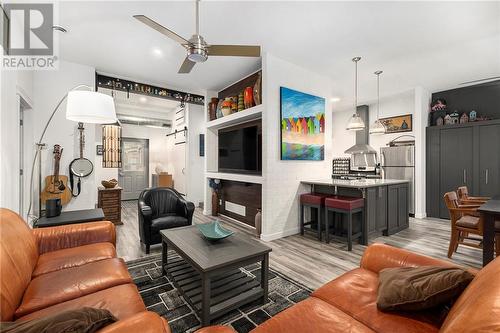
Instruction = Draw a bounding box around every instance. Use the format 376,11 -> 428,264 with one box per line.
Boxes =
164,254 -> 265,324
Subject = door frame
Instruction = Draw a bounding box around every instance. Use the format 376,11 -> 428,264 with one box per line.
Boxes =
119,137 -> 149,200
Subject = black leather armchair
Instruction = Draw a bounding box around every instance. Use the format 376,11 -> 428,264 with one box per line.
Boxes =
138,187 -> 195,253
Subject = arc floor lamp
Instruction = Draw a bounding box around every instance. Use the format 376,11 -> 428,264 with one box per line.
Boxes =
27,85 -> 117,221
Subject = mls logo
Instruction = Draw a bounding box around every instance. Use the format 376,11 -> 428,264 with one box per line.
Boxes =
3,3 -> 53,56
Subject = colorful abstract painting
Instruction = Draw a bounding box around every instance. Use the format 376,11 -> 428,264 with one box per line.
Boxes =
280,87 -> 325,160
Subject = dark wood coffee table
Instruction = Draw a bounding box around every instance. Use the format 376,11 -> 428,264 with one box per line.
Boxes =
160,225 -> 272,326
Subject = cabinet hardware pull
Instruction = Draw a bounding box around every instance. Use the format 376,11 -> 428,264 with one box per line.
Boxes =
463,169 -> 466,184
486,169 -> 489,185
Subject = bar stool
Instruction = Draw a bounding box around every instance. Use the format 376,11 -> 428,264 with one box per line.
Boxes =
300,193 -> 327,241
324,196 -> 364,251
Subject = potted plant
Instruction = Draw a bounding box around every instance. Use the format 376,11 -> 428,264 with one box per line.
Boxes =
209,178 -> 221,216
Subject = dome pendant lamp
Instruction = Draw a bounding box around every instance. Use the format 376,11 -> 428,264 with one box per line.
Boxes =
346,57 -> 365,131
369,70 -> 386,135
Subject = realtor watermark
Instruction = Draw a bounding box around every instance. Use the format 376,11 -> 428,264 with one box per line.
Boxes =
1,2 -> 59,70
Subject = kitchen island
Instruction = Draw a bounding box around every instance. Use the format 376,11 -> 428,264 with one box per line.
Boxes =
301,179 -> 410,243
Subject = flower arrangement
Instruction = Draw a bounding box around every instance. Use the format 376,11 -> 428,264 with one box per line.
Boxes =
208,178 -> 221,191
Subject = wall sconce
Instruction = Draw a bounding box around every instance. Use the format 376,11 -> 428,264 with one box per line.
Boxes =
102,125 -> 122,168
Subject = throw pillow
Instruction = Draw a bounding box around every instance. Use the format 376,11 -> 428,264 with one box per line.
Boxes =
0,307 -> 117,333
377,266 -> 474,312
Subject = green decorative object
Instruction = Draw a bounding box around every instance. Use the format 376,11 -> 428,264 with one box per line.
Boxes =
197,220 -> 234,241
238,92 -> 244,112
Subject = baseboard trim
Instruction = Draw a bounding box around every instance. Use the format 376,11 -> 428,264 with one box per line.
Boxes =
260,227 -> 300,242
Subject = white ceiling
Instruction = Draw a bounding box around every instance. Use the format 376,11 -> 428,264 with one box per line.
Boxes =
58,1 -> 500,110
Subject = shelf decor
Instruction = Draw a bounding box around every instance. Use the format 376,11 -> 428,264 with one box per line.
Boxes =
280,87 -> 325,160
380,114 -> 412,133
96,73 -> 204,105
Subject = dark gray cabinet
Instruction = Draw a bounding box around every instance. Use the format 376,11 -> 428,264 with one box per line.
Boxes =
365,186 -> 388,237
386,183 -> 409,235
478,124 -> 500,197
426,120 -> 500,219
439,127 -> 474,218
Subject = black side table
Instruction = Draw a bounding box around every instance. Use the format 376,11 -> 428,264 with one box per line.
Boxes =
34,208 -> 105,228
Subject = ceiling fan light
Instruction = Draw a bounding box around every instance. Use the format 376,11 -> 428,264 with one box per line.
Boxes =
369,119 -> 386,134
346,113 -> 365,131
187,48 -> 208,63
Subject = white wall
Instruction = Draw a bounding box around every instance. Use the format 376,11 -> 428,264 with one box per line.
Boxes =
33,60 -> 96,211
260,53 -> 334,241
186,104 -> 205,206
0,69 -> 34,214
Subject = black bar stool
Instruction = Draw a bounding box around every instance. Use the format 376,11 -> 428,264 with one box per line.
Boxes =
324,196 -> 364,251
300,193 -> 327,241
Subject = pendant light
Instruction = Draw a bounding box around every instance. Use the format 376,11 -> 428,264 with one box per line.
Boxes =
346,57 -> 365,131
369,70 -> 386,134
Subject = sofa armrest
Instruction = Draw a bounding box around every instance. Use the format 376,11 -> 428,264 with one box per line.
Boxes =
177,197 -> 195,224
139,202 -> 153,219
33,221 -> 116,254
360,243 -> 456,274
195,325 -> 236,333
98,312 -> 170,333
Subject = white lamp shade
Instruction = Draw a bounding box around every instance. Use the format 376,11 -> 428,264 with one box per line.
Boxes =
66,91 -> 117,124
369,119 -> 386,134
346,114 -> 365,131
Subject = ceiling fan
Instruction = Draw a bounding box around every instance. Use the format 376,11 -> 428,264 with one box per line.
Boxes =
133,0 -> 261,74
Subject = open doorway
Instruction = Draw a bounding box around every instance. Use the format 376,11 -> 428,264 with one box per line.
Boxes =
18,94 -> 33,218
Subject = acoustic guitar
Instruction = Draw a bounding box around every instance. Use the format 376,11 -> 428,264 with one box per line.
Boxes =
41,144 -> 72,205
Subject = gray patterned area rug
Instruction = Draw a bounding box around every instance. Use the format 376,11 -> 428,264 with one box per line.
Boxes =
126,252 -> 312,333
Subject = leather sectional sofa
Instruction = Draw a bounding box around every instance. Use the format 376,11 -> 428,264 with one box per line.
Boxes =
0,208 -> 170,333
198,243 -> 500,333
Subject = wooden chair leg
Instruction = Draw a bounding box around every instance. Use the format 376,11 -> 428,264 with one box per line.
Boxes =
455,231 -> 462,252
300,204 -> 304,236
448,228 -> 459,258
347,212 -> 353,251
325,208 -> 330,244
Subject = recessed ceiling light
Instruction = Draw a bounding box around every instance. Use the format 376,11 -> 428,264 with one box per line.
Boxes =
152,48 -> 163,57
139,96 -> 147,103
330,97 -> 341,102
52,25 -> 67,33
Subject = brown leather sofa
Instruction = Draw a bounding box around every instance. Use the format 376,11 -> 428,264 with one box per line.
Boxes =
0,208 -> 170,333
197,243 -> 500,333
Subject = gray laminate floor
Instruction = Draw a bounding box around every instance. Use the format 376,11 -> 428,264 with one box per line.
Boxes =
117,200 -> 482,289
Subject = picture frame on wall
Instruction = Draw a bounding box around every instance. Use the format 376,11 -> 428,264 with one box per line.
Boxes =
280,87 -> 325,160
379,114 -> 412,133
96,144 -> 104,156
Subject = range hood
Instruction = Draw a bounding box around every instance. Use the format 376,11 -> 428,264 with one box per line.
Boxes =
344,105 -> 377,154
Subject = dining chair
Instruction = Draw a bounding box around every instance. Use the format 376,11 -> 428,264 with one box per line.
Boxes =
457,186 -> 490,205
443,191 -> 500,259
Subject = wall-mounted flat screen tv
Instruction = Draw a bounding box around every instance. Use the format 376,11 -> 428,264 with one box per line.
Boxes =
218,121 -> 262,174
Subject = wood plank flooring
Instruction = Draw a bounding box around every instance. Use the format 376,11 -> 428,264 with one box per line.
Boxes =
117,200 -> 482,289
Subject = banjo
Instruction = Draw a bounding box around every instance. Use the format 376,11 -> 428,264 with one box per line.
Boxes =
69,123 -> 93,196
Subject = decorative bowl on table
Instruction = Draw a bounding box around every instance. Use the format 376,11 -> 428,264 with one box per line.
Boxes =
197,220 -> 234,241
101,179 -> 118,188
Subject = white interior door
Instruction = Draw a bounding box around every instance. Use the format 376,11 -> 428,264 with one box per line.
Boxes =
119,138 -> 149,200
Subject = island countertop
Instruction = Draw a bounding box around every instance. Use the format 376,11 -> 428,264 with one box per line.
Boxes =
301,178 -> 409,189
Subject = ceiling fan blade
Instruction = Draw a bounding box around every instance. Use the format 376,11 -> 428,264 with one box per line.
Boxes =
178,57 -> 196,74
207,45 -> 261,57
133,15 -> 190,46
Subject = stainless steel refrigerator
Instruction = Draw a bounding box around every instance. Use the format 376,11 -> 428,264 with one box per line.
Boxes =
380,145 -> 415,215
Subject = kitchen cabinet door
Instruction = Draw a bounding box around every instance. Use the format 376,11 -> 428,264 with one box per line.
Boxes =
439,127 -> 474,218
478,124 -> 500,197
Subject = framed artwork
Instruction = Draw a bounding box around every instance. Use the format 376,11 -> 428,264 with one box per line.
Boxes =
280,87 -> 325,160
96,144 -> 103,155
380,114 -> 412,133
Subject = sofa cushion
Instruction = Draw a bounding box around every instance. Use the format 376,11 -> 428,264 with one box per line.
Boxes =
32,242 -> 116,278
252,297 -> 375,333
98,312 -> 171,333
377,266 -> 474,312
16,284 -> 146,322
151,216 -> 188,230
0,209 -> 39,321
312,268 -> 441,333
1,307 -> 116,333
15,258 -> 131,318
440,256 -> 500,333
